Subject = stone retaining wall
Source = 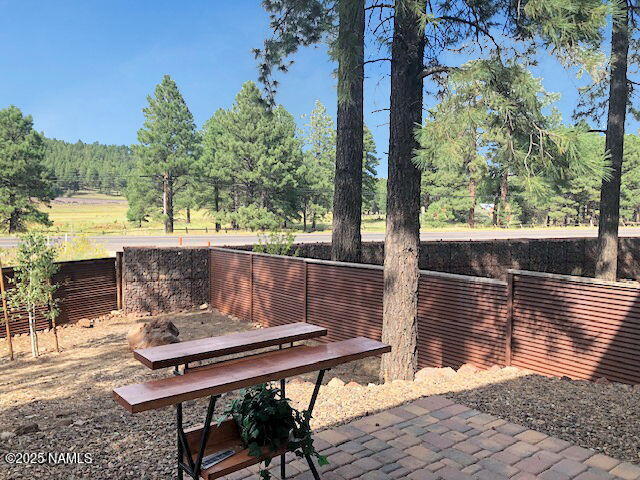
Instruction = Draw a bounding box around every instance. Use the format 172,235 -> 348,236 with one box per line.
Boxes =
122,247 -> 209,314
236,237 -> 640,281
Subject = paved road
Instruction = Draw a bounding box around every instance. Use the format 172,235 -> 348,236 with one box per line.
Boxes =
2,227 -> 640,252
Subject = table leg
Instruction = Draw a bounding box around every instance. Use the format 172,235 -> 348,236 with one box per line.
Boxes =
280,377 -> 286,479
305,454 -> 321,480
305,369 -> 325,420
300,369 -> 327,479
175,395 -> 219,480
177,402 -> 184,480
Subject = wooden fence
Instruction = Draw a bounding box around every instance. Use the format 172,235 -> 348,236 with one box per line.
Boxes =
508,270 -> 640,384
5,246 -> 638,385
209,247 -> 640,384
1,257 -> 118,338
210,248 -> 508,370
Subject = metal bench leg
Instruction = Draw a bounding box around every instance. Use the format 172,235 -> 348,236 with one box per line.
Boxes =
306,369 -> 326,419
177,402 -> 184,480
280,376 -> 287,478
175,395 -> 219,480
300,369 -> 327,479
305,454 -> 321,480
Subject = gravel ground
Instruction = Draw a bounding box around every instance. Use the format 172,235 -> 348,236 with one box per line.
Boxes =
448,374 -> 640,464
0,311 -> 637,480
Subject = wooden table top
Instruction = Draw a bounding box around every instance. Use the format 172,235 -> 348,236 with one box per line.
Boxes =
114,337 -> 390,413
133,322 -> 327,370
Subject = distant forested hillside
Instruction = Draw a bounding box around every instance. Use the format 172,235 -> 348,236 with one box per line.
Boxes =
43,138 -> 133,194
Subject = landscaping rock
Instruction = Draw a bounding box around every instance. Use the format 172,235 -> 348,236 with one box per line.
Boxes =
0,431 -> 15,440
78,318 -> 94,328
595,377 -> 610,385
126,319 -> 180,350
415,367 -> 456,382
14,423 -> 39,436
199,303 -> 208,310
457,363 -> 480,375
327,378 -> 345,388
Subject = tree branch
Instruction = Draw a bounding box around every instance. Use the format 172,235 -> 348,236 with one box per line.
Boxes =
365,3 -> 393,10
364,58 -> 392,65
436,15 -> 500,51
419,65 -> 454,79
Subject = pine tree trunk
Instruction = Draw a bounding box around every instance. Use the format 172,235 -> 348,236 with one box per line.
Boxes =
596,3 -> 629,281
8,194 -> 19,233
163,173 -> 174,233
331,0 -> 364,263
214,186 -> 221,232
381,0 -> 425,382
303,208 -> 307,233
499,170 -> 509,225
8,212 -> 19,234
186,207 -> 191,224
468,178 -> 477,228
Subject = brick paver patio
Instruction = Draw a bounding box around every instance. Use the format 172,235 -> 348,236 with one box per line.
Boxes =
223,395 -> 640,480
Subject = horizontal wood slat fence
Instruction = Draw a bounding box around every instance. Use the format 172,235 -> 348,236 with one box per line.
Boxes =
508,270 -> 640,384
209,247 -> 640,384
1,257 -> 118,338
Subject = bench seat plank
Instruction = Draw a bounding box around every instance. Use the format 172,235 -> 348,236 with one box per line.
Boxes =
114,337 -> 390,413
133,322 -> 327,370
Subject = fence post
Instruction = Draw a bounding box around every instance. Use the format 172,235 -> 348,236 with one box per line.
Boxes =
505,271 -> 514,366
116,252 -> 123,310
0,259 -> 13,360
249,253 -> 254,323
303,260 -> 308,323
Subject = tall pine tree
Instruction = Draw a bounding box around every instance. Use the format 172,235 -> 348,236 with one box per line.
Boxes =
198,82 -> 304,229
257,0 -> 366,261
0,106 -> 58,233
300,101 -> 379,229
128,75 -> 198,233
302,101 -> 335,231
381,0 -> 606,381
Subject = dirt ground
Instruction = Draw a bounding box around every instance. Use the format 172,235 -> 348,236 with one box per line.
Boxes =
0,310 -> 638,480
0,310 -> 379,480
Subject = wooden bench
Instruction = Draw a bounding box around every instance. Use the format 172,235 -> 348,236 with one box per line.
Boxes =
115,337 -> 388,413
133,322 -> 327,370
114,325 -> 390,480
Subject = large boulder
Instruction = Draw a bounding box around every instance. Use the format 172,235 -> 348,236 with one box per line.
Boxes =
127,319 -> 180,350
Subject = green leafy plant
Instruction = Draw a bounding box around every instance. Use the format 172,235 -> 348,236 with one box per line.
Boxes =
221,383 -> 327,479
231,205 -> 280,232
6,233 -> 58,357
253,231 -> 299,256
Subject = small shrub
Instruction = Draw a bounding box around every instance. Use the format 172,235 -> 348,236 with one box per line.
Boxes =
253,231 -> 298,256
6,233 -> 58,357
231,205 -> 280,231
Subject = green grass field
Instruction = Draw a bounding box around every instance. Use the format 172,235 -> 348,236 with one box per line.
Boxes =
40,192 -> 250,235
25,191 -> 609,236
32,191 -> 337,235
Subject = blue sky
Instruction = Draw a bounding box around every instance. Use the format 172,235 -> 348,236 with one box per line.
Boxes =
0,1 -> 621,177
